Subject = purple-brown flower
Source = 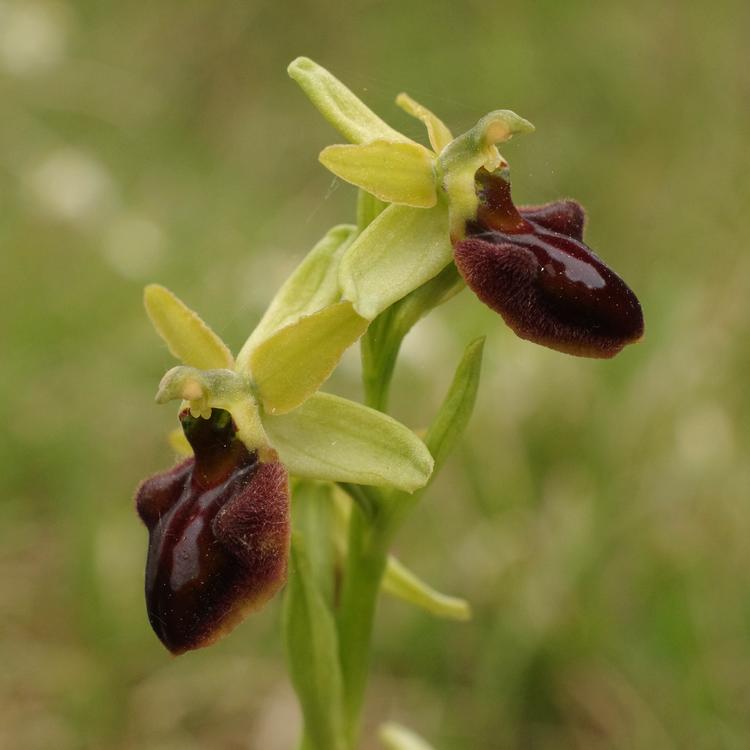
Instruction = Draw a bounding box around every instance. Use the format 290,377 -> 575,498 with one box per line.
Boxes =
454,168 -> 644,358
136,408 -> 289,654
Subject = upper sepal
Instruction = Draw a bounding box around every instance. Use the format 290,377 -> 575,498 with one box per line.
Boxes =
288,56 -> 409,145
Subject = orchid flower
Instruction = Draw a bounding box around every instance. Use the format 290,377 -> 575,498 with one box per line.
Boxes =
289,58 -> 644,358
135,225 -> 433,654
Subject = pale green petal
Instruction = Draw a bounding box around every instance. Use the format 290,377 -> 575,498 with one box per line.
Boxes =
340,202 -> 453,320
250,302 -> 368,415
237,224 -> 356,368
395,92 -> 454,153
320,141 -> 436,208
263,392 -> 434,492
383,556 -> 471,621
288,56 -> 409,145
144,284 -> 234,369
380,723 -> 435,750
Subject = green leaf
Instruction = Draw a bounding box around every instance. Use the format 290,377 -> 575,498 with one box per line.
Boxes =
263,392 -> 434,492
320,141 -> 437,208
284,533 -> 347,750
383,556 -> 471,621
424,337 -> 485,479
395,92 -> 454,153
249,302 -> 368,415
288,56 -> 408,145
237,224 -> 356,366
340,202 -> 453,320
143,284 -> 234,369
379,722 -> 435,750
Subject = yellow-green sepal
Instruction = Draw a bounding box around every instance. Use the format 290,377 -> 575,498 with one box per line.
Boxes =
340,201 -> 453,320
143,284 -> 234,370
249,302 -> 368,415
319,141 -> 437,208
262,392 -> 434,492
288,56 -> 409,146
395,92 -> 453,153
237,224 -> 357,365
383,556 -> 471,621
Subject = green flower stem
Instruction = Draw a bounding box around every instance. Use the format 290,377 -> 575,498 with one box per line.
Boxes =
361,263 -> 464,412
336,497 -> 395,747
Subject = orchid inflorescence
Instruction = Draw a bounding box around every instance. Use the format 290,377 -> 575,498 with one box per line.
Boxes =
134,57 -> 644,750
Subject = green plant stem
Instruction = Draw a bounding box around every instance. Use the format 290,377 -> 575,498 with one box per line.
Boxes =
336,499 -> 395,748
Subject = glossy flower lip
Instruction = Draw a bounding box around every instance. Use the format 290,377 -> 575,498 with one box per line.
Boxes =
136,408 -> 290,654
454,168 -> 644,358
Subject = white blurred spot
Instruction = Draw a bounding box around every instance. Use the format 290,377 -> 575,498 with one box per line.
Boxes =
675,402 -> 734,470
250,682 -> 301,750
25,148 -> 116,224
102,214 -> 165,279
0,2 -> 67,75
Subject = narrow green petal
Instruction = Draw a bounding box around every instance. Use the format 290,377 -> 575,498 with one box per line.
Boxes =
143,284 -> 234,369
284,534 -> 347,750
263,392 -> 434,492
383,556 -> 471,621
395,92 -> 454,153
250,302 -> 368,415
237,224 -> 356,368
340,202 -> 453,320
288,56 -> 408,145
320,141 -> 436,208
380,723 -> 435,750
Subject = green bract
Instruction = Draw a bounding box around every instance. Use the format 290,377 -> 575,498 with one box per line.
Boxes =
144,276 -> 433,493
382,556 -> 470,621
379,723 -> 436,750
288,56 -> 534,320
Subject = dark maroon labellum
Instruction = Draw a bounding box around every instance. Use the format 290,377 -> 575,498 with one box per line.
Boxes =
135,408 -> 290,654
454,168 -> 644,358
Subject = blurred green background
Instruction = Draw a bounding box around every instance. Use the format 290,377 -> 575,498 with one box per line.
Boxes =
2,0 -> 749,748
